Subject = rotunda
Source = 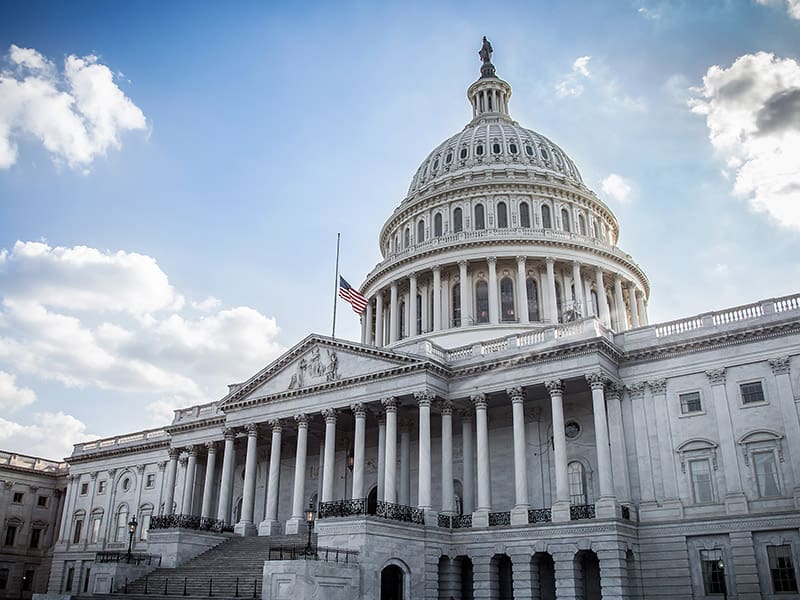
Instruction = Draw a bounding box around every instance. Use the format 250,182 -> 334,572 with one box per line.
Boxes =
360,41 -> 649,349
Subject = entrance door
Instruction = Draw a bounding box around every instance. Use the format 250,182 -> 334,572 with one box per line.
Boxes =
380,565 -> 404,600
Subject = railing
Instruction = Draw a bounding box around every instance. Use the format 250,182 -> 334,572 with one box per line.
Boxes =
265,545 -> 359,564
76,427 -> 167,453
527,508 -> 552,524
438,514 -> 473,529
517,330 -> 546,347
95,551 -> 161,566
488,511 -> 511,526
481,340 -> 508,355
621,505 -> 631,520
0,451 -> 67,473
318,498 -> 368,519
149,514 -> 231,533
375,501 -> 425,524
570,504 -> 596,520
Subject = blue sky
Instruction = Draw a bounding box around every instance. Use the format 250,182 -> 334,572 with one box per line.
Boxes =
1,0 -> 799,458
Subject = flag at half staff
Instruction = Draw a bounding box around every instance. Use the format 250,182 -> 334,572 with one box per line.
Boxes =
339,276 -> 368,315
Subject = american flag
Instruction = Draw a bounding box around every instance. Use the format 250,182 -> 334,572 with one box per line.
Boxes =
339,276 -> 368,315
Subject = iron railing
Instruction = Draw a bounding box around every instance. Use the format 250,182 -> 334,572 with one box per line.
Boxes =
437,514 -> 473,529
375,501 -> 424,524
95,551 -> 161,566
149,514 -> 231,533
527,508 -> 552,524
570,504 -> 596,520
318,498 -> 368,518
265,545 -> 359,564
488,511 -> 511,526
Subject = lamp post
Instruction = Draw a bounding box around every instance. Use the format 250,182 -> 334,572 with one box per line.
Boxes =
126,515 -> 138,561
344,447 -> 354,499
304,500 -> 316,557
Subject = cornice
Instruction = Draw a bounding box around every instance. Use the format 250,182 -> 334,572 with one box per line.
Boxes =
164,416 -> 226,435
66,439 -> 171,465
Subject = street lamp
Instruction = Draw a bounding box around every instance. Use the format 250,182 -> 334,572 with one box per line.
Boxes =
304,500 -> 316,557
126,515 -> 138,561
343,446 -> 354,499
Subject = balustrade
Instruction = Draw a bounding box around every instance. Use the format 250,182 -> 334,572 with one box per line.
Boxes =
318,498 -> 368,519
488,511 -> 511,526
149,514 -> 231,533
527,508 -> 552,524
375,500 -> 424,524
569,504 -> 596,520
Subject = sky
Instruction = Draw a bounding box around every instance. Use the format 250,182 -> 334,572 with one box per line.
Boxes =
0,0 -> 799,459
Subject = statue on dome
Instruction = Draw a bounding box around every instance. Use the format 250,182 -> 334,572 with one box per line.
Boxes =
478,36 -> 493,64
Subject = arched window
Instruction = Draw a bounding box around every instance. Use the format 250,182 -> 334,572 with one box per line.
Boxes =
417,219 -> 425,243
568,461 -> 587,505
114,505 -> 129,542
399,300 -> 406,339
526,278 -> 540,321
519,202 -> 531,228
416,294 -> 423,336
90,509 -> 103,544
434,213 -> 443,237
578,214 -> 587,236
474,204 -> 485,230
453,207 -> 463,233
561,208 -> 571,232
475,280 -> 489,323
452,284 -> 461,327
393,234 -> 399,252
403,227 -> 410,248
500,277 -> 515,322
555,281 -> 564,323
497,202 -> 508,228
541,204 -> 552,229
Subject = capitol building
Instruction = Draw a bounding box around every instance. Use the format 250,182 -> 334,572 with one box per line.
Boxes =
2,40 -> 800,600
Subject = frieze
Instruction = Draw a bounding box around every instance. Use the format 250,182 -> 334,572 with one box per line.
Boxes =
287,347 -> 340,390
640,514 -> 800,538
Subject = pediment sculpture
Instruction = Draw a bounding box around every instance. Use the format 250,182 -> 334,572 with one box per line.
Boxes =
288,347 -> 340,390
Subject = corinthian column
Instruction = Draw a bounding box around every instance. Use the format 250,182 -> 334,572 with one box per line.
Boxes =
769,356 -> 800,507
432,266 -> 442,331
487,257 -> 499,324
595,268 -> 611,327
163,448 -> 179,516
181,446 -> 198,515
351,404 -> 367,500
375,292 -> 384,347
440,401 -> 454,514
547,380 -> 570,522
628,283 -> 640,327
382,397 -> 399,503
472,393 -> 491,525
321,410 -> 337,502
216,428 -> 236,523
572,261 -> 584,316
234,424 -> 259,536
259,420 -> 283,535
376,411 -> 386,502
389,282 -> 399,343
586,373 -> 617,518
200,442 -> 217,520
365,300 -> 374,345
613,275 -> 627,331
460,408 -> 474,514
415,391 -> 433,511
409,272 -> 418,336
545,257 -> 558,323
508,386 -> 530,524
285,414 -> 308,534
459,260 -> 469,327
516,256 -> 529,324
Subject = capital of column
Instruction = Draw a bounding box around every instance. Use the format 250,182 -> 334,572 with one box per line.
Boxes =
205,441 -> 216,454
222,427 -> 236,440
108,468 -> 117,477
471,393 -> 487,410
168,447 -> 181,460
136,464 -> 146,473
294,413 -> 309,428
626,381 -> 646,399
506,386 -> 525,403
516,255 -> 526,265
457,406 -> 472,420
614,274 -> 622,284
769,355 -> 791,375
647,379 -> 667,395
487,256 -> 497,265
185,444 -> 198,457
545,256 -> 555,266
414,389 -> 435,407
408,271 -> 417,281
440,400 -> 455,416
545,379 -> 563,395
375,410 -> 386,426
350,403 -> 367,418
157,461 -> 166,471
381,396 -> 399,412
268,419 -> 282,432
321,409 -> 337,424
627,282 -> 637,292
179,456 -> 188,467
705,368 -> 726,385
89,471 -> 98,480
586,372 -> 606,390
244,423 -> 258,437
606,383 -> 623,401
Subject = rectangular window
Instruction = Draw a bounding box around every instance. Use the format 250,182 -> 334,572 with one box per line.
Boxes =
80,482 -> 89,495
0,568 -> 8,589
753,451 -> 781,497
4,525 -> 17,546
690,459 -> 714,504
140,514 -> 151,540
83,568 -> 91,593
65,566 -> 74,592
90,517 -> 102,543
30,527 -> 42,548
21,569 -> 33,591
146,473 -> 156,488
740,381 -> 765,405
37,495 -> 48,507
700,549 -> 727,594
12,491 -> 23,503
72,519 -> 83,544
680,391 -> 702,414
97,480 -> 107,494
767,544 -> 798,592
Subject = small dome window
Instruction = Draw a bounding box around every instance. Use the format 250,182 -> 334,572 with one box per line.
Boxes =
476,145 -> 484,156
492,143 -> 501,154
540,148 -> 550,161
525,145 -> 534,156
445,152 -> 453,164
433,158 -> 439,170
460,148 -> 468,159
509,143 -> 518,154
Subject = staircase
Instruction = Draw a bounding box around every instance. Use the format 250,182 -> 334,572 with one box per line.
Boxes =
83,532 -> 316,600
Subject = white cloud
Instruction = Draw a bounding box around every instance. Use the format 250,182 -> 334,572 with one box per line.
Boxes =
690,52 -> 800,229
755,0 -> 800,19
637,6 -> 663,20
601,174 -> 633,203
0,370 -> 36,411
573,56 -> 591,78
556,56 -> 592,97
555,56 -> 646,112
0,411 -> 96,459
0,44 -> 146,171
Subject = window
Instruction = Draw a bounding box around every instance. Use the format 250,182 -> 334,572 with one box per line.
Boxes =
452,284 -> 461,327
417,219 -> 425,243
740,381 -> 765,405
767,544 -> 798,593
554,282 -> 564,323
500,277 -> 515,322
65,566 -> 75,592
416,294 -> 423,336
700,549 -> 727,594
12,492 -> 23,503
541,148 -> 550,161
453,208 -> 463,233
139,508 -> 153,541
30,527 -> 42,548
579,214 -> 587,236
403,227 -> 410,248
90,513 -> 102,543
146,473 -> 156,489
474,204 -> 485,230
399,300 -> 406,339
519,202 -> 531,228
80,482 -> 89,495
434,213 -> 443,237
525,144 -> 534,156
475,144 -> 484,156
497,202 -> 508,228
567,461 -> 587,505
37,495 -> 48,507
0,568 -> 7,590
433,158 -> 439,170
541,204 -> 552,229
72,519 -> 83,544
561,208 -> 571,232
690,459 -> 714,503
445,151 -> 453,164
526,278 -> 540,321
83,568 -> 91,593
492,143 -> 501,154
98,480 -> 107,494
753,451 -> 780,497
21,569 -> 33,592
475,280 -> 489,324
680,391 -> 703,414
115,506 -> 129,542
460,147 -> 468,160
4,525 -> 17,546
509,143 -> 518,154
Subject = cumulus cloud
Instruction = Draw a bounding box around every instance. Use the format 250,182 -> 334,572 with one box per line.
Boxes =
0,241 -> 286,423
755,0 -> 800,19
0,370 -> 36,411
690,52 -> 800,229
555,56 -> 646,112
601,174 -> 633,203
556,56 -> 592,97
0,44 -> 146,171
0,411 -> 96,459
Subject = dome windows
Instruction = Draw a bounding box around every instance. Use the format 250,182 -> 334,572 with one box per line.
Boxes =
452,284 -> 461,327
417,219 -> 425,243
460,148 -> 468,160
497,202 -> 508,228
561,208 -> 571,232
433,158 -> 440,171
520,202 -> 531,228
541,204 -> 552,229
474,204 -> 486,230
475,280 -> 489,323
492,143 -> 501,154
540,147 -> 550,161
434,213 -> 443,237
525,145 -> 534,157
500,277 -> 515,322
445,151 -> 453,164
404,227 -> 410,248
526,278 -> 540,321
475,144 -> 485,157
453,207 -> 464,233
579,214 -> 587,236
509,143 -> 518,155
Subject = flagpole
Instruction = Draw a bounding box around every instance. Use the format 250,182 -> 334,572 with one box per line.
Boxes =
331,232 -> 341,338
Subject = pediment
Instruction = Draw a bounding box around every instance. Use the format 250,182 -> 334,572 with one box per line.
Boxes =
219,335 -> 424,407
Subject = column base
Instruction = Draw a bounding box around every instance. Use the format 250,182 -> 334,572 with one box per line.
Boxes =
233,521 -> 257,537
594,497 -> 618,519
551,500 -> 571,523
510,505 -> 530,526
724,492 -> 749,515
471,509 -> 489,528
258,519 -> 282,536
284,517 -> 304,535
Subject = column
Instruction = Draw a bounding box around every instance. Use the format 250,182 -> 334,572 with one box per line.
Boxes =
377,411 -> 386,502
375,292 -> 384,347
420,283 -> 429,333
163,448 -> 179,516
433,266 -> 442,331
572,261 -> 584,316
769,356 -> 800,505
516,256 -> 529,324
583,277 -> 594,317
586,374 -> 616,517
636,292 -> 647,326
595,268 -> 611,327
415,391 -> 433,511
460,408 -> 475,514
546,380 -> 570,522
545,257 -> 558,323
648,379 -> 682,513
706,369 -> 748,514
259,419 -> 283,535
441,401 -> 454,514
458,260 -> 469,326
409,272 -> 418,336
365,300 -> 374,345
628,383 -> 656,508
285,414 -> 308,534
360,311 -> 367,344
200,442 -> 217,520
399,419 -> 411,505
605,385 -> 631,503
57,476 -> 76,543
181,446 -> 198,515
351,404 -> 367,500
234,424 -> 258,536
613,275 -> 627,331
508,386 -> 530,524
383,397 -> 399,503
389,282 -> 399,343
321,409 -> 337,502
472,393 -> 491,521
487,257 -> 499,324
216,428 -> 236,523
628,283 -> 640,328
